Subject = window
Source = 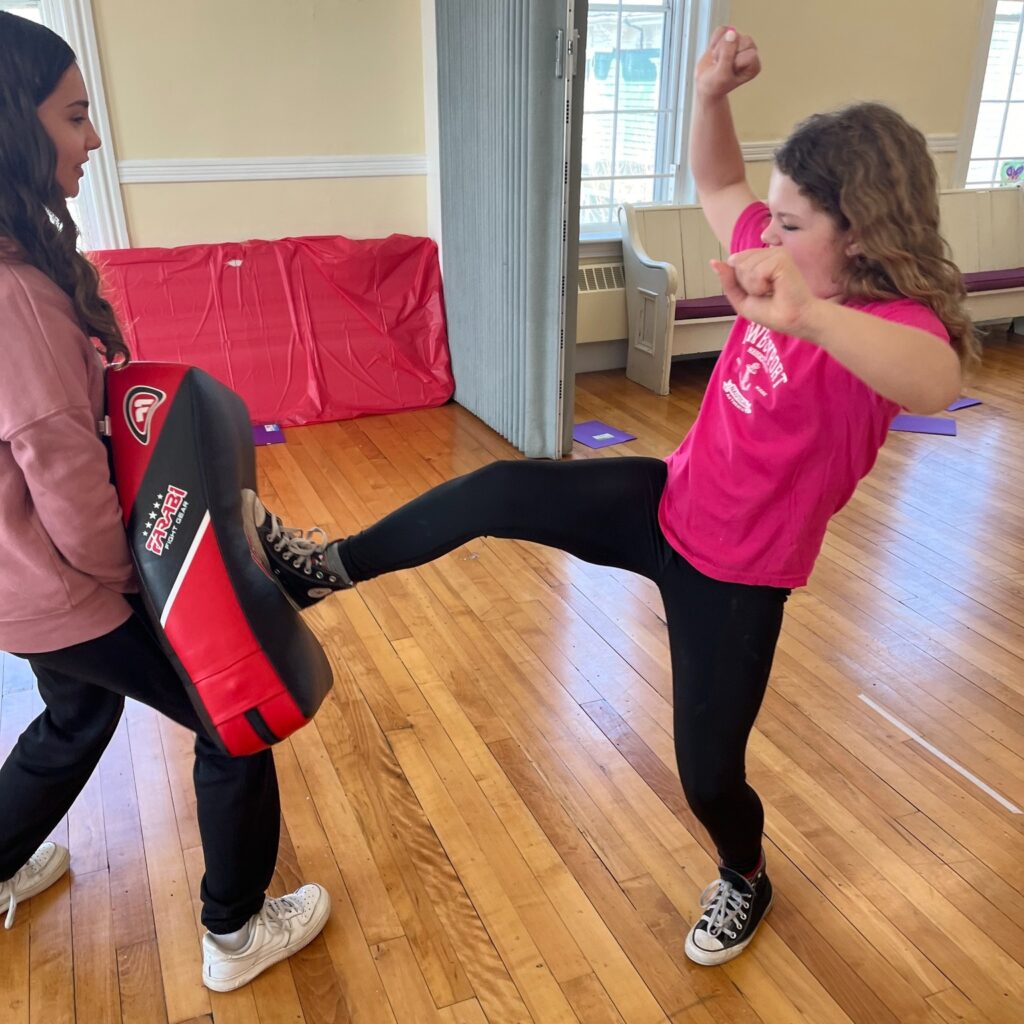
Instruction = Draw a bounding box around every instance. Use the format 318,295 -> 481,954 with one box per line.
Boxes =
579,0 -> 719,234
1,0 -> 128,248
967,1 -> 1024,188
581,1 -> 675,230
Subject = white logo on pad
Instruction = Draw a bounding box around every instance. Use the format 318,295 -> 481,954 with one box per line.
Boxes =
124,386 -> 167,445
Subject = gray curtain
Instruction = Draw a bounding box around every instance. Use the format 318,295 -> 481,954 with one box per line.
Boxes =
436,1 -> 586,458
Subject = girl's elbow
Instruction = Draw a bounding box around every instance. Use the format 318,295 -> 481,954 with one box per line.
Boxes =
940,353 -> 964,409
907,356 -> 961,415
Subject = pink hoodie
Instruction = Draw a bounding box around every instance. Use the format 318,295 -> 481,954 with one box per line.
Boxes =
0,241 -> 135,654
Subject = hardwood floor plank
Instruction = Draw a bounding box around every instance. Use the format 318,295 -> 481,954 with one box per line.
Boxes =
28,856 -> 73,1024
125,702 -> 209,1023
116,939 -> 169,1024
70,869 -> 121,1024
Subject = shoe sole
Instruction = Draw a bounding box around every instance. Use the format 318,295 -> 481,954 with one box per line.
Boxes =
202,891 -> 332,992
16,845 -> 71,905
683,891 -> 774,967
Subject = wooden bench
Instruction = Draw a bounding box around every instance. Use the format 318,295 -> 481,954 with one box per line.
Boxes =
941,187 -> 1024,324
619,187 -> 1024,395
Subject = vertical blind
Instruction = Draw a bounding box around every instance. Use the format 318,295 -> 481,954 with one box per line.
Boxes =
436,0 -> 585,458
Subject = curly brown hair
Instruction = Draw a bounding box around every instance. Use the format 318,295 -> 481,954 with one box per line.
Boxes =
774,102 -> 980,371
0,12 -> 129,364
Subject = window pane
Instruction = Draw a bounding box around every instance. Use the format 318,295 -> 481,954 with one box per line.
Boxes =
1013,46 -> 1024,99
972,101 -> 1007,157
967,159 -> 997,184
616,13 -> 665,111
585,11 -> 620,114
580,179 -> 613,210
982,14 -> 1021,100
1,3 -> 42,22
1002,101 -> 1024,156
615,112 -> 659,175
581,112 -> 615,179
580,205 -> 616,227
612,176 -> 661,206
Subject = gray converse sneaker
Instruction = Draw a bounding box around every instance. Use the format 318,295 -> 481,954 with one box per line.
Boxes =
1,842 -> 70,929
684,859 -> 773,966
202,883 -> 331,991
241,489 -> 352,609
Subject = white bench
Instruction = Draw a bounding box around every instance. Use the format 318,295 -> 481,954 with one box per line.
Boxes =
619,202 -> 731,395
941,186 -> 1024,324
619,187 -> 1024,395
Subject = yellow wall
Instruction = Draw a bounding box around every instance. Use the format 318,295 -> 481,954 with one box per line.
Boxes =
90,1 -> 987,248
730,0 -> 984,190
120,179 -> 427,248
91,0 -> 426,245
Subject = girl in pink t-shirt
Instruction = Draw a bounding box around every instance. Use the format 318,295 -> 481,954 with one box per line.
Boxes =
249,28 -> 979,966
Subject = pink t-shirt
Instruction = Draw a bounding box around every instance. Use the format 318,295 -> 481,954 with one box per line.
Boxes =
658,201 -> 949,589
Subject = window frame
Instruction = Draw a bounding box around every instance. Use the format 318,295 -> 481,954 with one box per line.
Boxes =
958,0 -> 1024,190
2,0 -> 129,248
579,0 -> 727,239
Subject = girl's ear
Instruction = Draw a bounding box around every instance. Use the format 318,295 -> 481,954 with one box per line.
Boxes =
845,238 -> 862,257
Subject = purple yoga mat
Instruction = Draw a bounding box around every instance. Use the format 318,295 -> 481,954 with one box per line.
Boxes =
252,423 -> 286,446
573,420 -> 636,449
890,414 -> 956,436
946,397 -> 982,412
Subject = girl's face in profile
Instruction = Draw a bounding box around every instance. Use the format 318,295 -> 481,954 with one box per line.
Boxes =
37,63 -> 101,199
761,168 -> 856,301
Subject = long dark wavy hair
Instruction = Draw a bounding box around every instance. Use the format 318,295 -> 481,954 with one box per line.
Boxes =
775,102 -> 980,371
0,12 -> 129,363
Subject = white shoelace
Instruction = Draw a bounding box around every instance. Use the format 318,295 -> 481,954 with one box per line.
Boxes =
3,885 -> 18,930
2,854 -> 44,930
265,512 -> 329,575
698,878 -> 750,941
260,892 -> 305,936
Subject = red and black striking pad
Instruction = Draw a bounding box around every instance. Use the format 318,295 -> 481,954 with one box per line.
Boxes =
105,361 -> 333,756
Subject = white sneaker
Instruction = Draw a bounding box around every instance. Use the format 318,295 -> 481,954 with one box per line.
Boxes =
1,842 -> 70,929
201,883 -> 331,992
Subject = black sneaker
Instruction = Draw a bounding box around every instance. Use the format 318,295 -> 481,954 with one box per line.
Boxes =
684,858 -> 774,966
242,490 -> 352,610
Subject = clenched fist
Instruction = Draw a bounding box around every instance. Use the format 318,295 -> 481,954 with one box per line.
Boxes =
695,27 -> 761,100
711,248 -> 825,339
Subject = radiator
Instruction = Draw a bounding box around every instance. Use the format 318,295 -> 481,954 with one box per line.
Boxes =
576,261 -> 628,344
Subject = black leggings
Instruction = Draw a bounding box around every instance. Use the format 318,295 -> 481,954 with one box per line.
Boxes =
337,458 -> 788,872
0,603 -> 279,933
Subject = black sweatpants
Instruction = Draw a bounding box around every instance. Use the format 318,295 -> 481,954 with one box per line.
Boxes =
0,603 -> 279,932
337,458 -> 788,872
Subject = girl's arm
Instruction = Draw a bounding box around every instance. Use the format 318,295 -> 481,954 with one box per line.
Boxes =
690,27 -> 760,249
793,300 -> 961,413
713,248 -> 962,413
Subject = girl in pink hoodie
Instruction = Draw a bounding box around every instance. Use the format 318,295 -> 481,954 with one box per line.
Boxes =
0,13 -> 328,991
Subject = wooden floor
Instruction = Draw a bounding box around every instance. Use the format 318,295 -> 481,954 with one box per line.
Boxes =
3,332 -> 1024,1024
